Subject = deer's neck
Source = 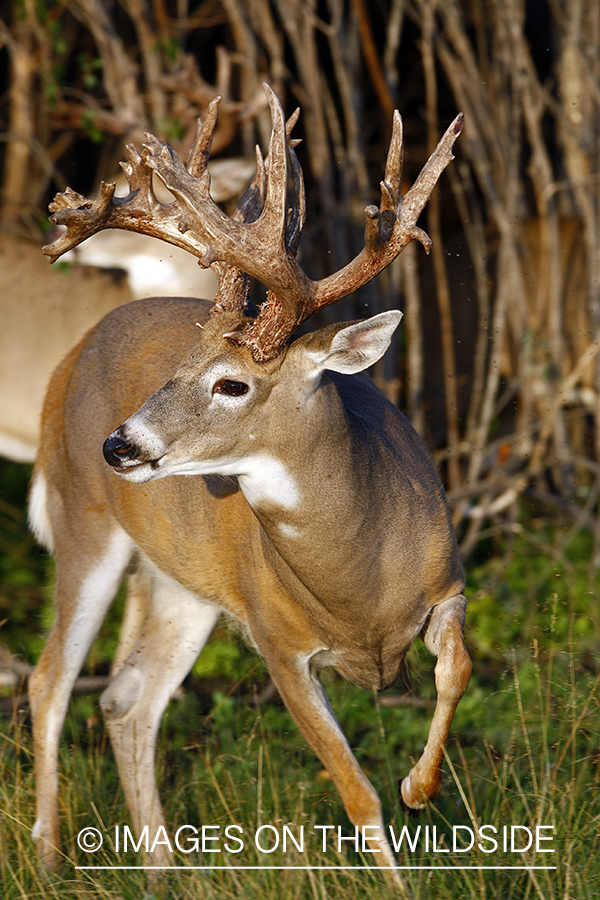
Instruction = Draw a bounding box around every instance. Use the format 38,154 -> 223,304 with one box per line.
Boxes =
235,377 -> 388,601
236,375 -> 356,524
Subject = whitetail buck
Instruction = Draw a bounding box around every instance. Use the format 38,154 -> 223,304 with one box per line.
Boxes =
29,84 -> 469,878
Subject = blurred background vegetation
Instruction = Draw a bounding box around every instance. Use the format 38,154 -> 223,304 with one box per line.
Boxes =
0,2 -> 599,896
2,0 -> 600,547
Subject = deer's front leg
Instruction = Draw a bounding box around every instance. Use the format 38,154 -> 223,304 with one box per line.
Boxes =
29,525 -> 134,870
262,649 -> 404,884
400,594 -> 471,811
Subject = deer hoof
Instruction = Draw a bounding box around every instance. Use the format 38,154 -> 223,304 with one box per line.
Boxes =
397,778 -> 423,817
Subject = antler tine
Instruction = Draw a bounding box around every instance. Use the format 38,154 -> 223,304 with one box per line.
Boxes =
260,85 -> 299,261
186,96 -> 221,178
43,184 -> 112,262
284,108 -> 305,259
235,101 -> 304,255
400,114 -> 463,231
119,143 -> 153,202
230,144 -> 267,227
381,110 -> 404,215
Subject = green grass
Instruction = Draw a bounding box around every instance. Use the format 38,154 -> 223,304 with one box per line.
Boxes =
1,460 -> 599,897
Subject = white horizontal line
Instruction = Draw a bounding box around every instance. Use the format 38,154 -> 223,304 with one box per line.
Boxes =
75,865 -> 558,871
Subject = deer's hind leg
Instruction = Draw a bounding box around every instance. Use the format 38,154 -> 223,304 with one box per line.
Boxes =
400,594 -> 471,811
28,472 -> 134,868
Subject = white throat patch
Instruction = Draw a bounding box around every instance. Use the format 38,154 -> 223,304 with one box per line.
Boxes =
237,454 -> 300,511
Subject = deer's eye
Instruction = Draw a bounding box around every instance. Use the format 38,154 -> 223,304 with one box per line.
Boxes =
213,379 -> 249,397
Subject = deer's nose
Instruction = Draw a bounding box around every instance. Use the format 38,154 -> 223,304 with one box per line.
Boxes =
103,433 -> 139,467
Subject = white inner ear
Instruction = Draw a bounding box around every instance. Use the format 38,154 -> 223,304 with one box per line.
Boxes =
319,310 -> 403,375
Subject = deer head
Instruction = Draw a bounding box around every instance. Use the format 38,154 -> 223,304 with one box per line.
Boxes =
44,84 -> 462,486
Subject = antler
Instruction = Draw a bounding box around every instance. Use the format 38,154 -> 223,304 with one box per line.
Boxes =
44,84 -> 463,362
43,100 -> 225,265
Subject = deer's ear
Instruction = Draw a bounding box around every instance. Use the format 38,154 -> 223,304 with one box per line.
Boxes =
304,311 -> 403,376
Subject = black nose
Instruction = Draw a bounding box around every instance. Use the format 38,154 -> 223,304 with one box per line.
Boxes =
103,433 -> 139,467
